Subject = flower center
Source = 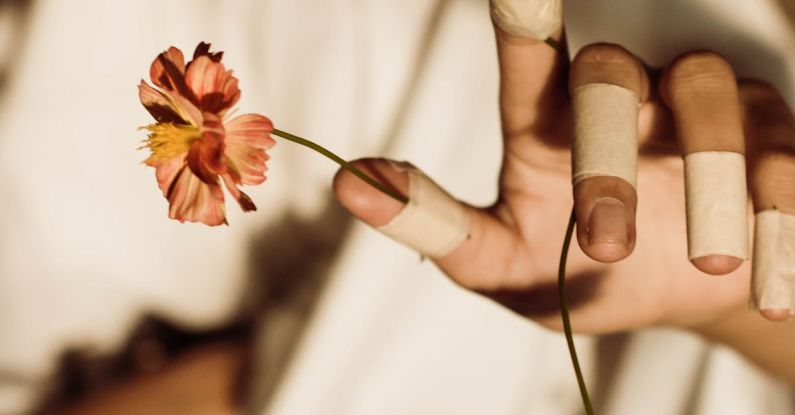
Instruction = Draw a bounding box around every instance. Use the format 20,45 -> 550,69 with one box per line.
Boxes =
142,123 -> 201,163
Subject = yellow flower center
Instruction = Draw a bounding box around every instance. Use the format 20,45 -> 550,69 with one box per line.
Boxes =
141,123 -> 201,163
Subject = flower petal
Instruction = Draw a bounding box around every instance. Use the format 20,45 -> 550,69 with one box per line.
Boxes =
186,113 -> 226,183
222,173 -> 257,212
168,92 -> 204,127
193,42 -> 224,62
184,55 -> 241,114
167,166 -> 227,226
139,80 -> 203,127
147,155 -> 185,197
138,81 -> 185,124
150,46 -> 186,91
223,114 -> 275,185
150,155 -> 186,196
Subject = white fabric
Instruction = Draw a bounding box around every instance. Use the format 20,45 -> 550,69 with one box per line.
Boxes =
565,0 -> 795,110
0,0 -> 792,414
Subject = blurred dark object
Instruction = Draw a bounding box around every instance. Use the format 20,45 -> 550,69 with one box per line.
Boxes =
0,0 -> 33,95
35,316 -> 249,414
242,196 -> 354,412
777,0 -> 795,25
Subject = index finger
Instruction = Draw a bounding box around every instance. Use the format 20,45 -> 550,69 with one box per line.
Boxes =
490,0 -> 568,141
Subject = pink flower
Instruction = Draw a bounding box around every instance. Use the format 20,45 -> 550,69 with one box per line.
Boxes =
139,42 -> 275,226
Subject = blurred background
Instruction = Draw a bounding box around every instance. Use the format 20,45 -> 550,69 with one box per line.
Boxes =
0,0 -> 793,414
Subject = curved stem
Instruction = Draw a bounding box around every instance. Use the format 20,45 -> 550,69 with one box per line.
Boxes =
272,128 -> 408,204
545,37 -> 592,415
558,208 -> 595,415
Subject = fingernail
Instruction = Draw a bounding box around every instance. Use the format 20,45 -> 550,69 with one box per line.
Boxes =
759,308 -> 794,321
589,197 -> 628,245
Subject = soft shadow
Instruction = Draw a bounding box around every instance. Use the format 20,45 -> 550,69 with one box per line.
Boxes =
483,270 -> 607,319
35,315 -> 249,414
0,0 -> 34,101
239,194 -> 355,413
591,332 -> 631,414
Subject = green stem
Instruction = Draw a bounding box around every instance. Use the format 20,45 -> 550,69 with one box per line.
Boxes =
558,208 -> 595,415
544,34 -> 592,415
272,128 -> 408,204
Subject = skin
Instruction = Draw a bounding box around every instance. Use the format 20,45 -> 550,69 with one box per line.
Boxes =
333,26 -> 795,382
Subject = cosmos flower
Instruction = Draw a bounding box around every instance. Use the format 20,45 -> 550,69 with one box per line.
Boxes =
139,42 -> 275,226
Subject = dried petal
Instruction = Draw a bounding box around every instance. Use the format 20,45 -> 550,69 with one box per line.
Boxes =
193,42 -> 224,62
184,55 -> 240,114
150,46 -> 187,92
151,156 -> 186,197
223,114 -> 275,185
186,113 -> 226,183
167,166 -> 227,226
138,81 -> 184,124
222,173 -> 257,212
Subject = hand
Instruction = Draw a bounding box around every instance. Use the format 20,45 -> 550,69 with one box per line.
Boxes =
332,4 -> 795,334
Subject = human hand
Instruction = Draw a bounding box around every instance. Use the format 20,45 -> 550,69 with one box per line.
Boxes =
332,0 -> 795,333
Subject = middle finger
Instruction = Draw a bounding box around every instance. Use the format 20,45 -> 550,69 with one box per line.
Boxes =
660,51 -> 749,275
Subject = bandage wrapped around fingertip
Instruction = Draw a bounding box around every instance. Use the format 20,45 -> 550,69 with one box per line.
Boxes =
377,164 -> 470,258
751,209 -> 795,314
572,83 -> 639,188
490,0 -> 562,41
683,151 -> 749,260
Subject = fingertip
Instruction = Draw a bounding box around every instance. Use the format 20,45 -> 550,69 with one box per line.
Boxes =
574,178 -> 637,264
759,308 -> 792,322
584,241 -> 632,263
332,158 -> 408,227
690,254 -> 744,275
582,197 -> 633,262
490,0 -> 563,42
570,43 -> 648,99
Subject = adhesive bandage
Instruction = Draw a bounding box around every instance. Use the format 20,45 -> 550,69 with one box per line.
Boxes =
683,151 -> 748,260
572,83 -> 639,188
752,209 -> 795,314
490,0 -> 562,40
377,166 -> 470,258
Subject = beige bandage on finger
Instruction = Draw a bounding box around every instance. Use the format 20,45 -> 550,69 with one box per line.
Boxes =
752,209 -> 795,314
377,165 -> 470,258
683,151 -> 749,260
490,0 -> 562,40
572,83 -> 640,188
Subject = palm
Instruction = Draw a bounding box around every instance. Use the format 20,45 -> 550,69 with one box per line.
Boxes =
491,96 -> 749,332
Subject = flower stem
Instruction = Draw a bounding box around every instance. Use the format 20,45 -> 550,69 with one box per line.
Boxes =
558,208 -> 595,415
545,34 -> 593,415
272,128 -> 408,204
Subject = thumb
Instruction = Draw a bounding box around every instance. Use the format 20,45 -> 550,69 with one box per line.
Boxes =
332,158 -> 409,229
333,158 -> 468,257
333,158 -> 524,291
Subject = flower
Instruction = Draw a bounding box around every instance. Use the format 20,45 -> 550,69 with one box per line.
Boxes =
139,42 -> 275,226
